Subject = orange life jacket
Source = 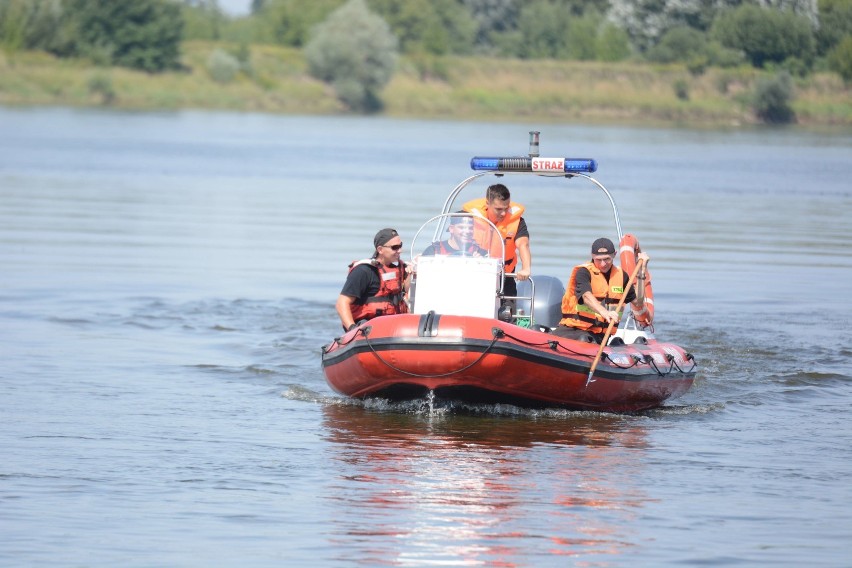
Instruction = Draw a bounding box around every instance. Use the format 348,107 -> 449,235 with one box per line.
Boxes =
462,198 -> 525,273
559,262 -> 626,333
348,259 -> 408,321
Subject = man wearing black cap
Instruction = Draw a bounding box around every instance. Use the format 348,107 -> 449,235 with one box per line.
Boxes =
336,228 -> 410,331
552,237 -> 649,343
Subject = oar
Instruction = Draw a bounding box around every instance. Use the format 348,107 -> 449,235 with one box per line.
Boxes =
586,258 -> 646,386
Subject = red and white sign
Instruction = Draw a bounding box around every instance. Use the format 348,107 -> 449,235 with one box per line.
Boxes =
531,157 -> 564,173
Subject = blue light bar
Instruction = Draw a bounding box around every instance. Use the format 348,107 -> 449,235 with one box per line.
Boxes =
470,156 -> 597,173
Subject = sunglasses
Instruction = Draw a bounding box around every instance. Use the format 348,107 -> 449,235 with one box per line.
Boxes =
383,244 -> 403,251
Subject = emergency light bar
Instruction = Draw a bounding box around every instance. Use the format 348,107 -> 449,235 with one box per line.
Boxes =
470,156 -> 598,174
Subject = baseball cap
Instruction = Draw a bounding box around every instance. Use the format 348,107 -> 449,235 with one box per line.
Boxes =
374,228 -> 399,249
591,237 -> 615,256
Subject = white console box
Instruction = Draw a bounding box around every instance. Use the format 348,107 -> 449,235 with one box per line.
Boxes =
412,255 -> 501,318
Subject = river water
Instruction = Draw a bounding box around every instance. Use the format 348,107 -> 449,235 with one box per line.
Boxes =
1,107 -> 850,566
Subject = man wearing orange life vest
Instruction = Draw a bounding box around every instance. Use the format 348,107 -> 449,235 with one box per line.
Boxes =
336,228 -> 411,332
462,183 -> 531,304
552,237 -> 649,344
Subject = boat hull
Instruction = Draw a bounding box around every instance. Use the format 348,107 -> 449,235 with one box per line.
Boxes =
321,313 -> 696,412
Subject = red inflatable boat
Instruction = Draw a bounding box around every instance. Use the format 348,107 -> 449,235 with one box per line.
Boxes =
322,134 -> 697,412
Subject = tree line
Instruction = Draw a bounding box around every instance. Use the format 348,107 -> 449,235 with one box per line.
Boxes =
1,0 -> 850,115
209,0 -> 852,76
0,0 -> 183,71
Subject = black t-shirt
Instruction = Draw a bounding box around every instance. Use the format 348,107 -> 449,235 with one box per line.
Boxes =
515,217 -> 529,241
505,218 -> 529,267
574,266 -> 636,306
340,263 -> 381,302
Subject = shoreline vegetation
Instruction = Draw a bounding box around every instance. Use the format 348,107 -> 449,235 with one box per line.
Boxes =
1,41 -> 850,129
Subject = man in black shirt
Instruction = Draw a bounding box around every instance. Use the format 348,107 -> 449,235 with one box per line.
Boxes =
336,228 -> 410,332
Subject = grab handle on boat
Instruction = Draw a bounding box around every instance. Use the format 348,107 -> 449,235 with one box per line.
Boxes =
586,259 -> 646,386
503,273 -> 535,327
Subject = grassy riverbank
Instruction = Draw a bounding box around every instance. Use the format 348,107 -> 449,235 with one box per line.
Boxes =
1,41 -> 850,128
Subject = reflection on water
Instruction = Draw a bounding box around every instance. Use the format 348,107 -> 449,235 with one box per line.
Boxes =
321,403 -> 651,565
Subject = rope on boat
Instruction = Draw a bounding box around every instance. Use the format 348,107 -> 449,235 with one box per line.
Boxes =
333,327 -> 697,378
503,329 -> 697,376
330,329 -> 363,348
499,329 -> 590,358
669,353 -> 698,374
600,354 -> 643,370
360,327 -> 503,378
645,353 -> 698,376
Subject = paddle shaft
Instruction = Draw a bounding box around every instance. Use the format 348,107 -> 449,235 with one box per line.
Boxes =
586,258 -> 646,384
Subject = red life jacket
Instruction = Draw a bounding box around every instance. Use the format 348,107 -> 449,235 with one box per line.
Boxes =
348,259 -> 408,321
434,240 -> 484,256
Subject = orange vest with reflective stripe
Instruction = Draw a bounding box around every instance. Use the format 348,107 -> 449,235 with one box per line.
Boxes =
462,198 -> 525,273
348,259 -> 408,321
559,262 -> 625,333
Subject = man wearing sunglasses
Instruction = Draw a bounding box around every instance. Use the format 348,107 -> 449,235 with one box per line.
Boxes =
336,228 -> 410,332
422,215 -> 488,257
552,237 -> 649,343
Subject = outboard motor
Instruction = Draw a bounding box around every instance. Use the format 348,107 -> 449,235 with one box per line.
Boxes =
517,275 -> 565,329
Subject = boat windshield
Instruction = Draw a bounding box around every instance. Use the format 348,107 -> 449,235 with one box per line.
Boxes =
411,213 -> 504,262
409,213 -> 506,318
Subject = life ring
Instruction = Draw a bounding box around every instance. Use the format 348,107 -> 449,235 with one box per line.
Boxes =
619,234 -> 654,326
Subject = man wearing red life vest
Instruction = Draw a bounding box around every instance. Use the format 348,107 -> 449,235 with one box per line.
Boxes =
422,215 -> 488,257
336,228 -> 410,332
462,183 -> 531,305
553,237 -> 649,344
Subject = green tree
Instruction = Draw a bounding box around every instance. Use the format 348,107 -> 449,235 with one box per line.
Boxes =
0,0 -> 27,53
645,23 -> 741,70
462,0 -> 521,51
595,22 -> 631,61
565,8 -> 603,60
206,47 -> 240,83
517,0 -> 572,59
368,0 -> 475,55
816,0 -> 852,55
261,0 -> 343,47
605,0 -> 735,53
752,71 -> 796,123
464,0 -> 612,56
604,0 -> 818,55
765,0 -> 819,26
827,34 -> 852,82
181,0 -> 225,41
0,0 -> 64,54
711,4 -> 815,68
646,25 -> 708,63
58,0 -> 184,71
304,0 -> 398,112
